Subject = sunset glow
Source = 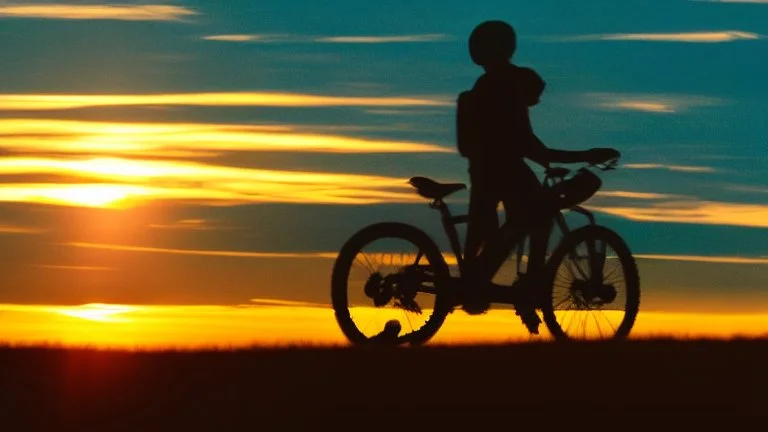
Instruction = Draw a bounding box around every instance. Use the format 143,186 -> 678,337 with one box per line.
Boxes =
0,119 -> 449,154
0,156 -> 424,207
53,303 -> 140,322
1,0 -> 766,352
0,92 -> 452,111
1,303 -> 765,350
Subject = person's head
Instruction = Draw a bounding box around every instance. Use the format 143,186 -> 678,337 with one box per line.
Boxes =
468,20 -> 516,69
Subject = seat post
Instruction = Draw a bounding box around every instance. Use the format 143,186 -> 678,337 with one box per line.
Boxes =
432,199 -> 464,270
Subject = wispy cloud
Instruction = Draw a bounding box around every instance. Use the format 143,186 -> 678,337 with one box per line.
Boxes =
66,242 -> 338,260
64,243 -> 461,265
624,163 -> 717,173
596,190 -> 674,199
549,30 -> 760,43
693,0 -> 768,4
635,254 -> 768,265
0,224 -> 44,234
149,219 -> 221,230
588,200 -> 768,228
32,264 -> 117,271
585,92 -> 722,113
0,4 -> 197,21
248,298 -> 330,308
726,184 -> 768,194
0,157 -> 424,207
201,34 -> 288,42
201,33 -> 452,44
0,119 -> 450,155
0,92 -> 451,111
317,34 -> 451,43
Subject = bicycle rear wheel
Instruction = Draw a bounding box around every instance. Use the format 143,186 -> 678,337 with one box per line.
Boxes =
541,225 -> 640,341
331,222 -> 452,345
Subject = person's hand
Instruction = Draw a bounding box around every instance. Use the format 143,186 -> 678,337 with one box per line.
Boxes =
586,148 -> 620,165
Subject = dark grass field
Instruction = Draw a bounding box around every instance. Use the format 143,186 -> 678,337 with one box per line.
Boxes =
1,338 -> 766,429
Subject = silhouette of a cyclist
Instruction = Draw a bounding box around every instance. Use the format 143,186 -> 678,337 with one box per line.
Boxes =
457,21 -> 619,324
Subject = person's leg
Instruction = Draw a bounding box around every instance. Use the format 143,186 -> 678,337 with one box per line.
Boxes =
461,172 -> 500,313
527,215 -> 552,277
500,197 -> 546,333
502,181 -> 553,276
463,174 -> 499,268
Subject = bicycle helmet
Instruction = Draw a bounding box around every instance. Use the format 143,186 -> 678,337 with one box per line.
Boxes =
469,20 -> 517,66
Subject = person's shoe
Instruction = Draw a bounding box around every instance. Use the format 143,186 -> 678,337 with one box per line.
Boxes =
367,320 -> 402,344
513,275 -> 542,334
515,303 -> 541,334
462,295 -> 491,315
458,274 -> 491,315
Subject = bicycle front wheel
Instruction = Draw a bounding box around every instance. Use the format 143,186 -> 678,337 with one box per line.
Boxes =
541,225 -> 640,341
331,222 -> 452,345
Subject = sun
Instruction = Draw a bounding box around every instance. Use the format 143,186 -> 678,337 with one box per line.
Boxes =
35,184 -> 150,208
57,185 -> 133,207
55,303 -> 139,322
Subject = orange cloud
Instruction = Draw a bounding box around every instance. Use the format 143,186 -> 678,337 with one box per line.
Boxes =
317,34 -> 451,43
635,254 -> 768,265
596,190 -> 673,199
149,219 -> 214,230
65,241 -> 339,259
588,200 -> 768,228
0,156 -> 427,207
32,264 -> 118,271
585,92 -> 722,113
553,31 -> 760,43
64,242 -> 462,267
0,92 -> 451,111
624,163 -> 716,173
597,31 -> 759,43
0,119 -> 449,155
0,4 -> 197,21
0,224 -> 45,234
202,34 -> 283,42
202,33 -> 451,44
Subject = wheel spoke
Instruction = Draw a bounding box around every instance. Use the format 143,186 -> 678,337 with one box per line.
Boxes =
552,293 -> 572,309
361,307 -> 384,334
355,254 -> 375,274
597,309 -> 618,334
333,227 -> 451,344
603,261 -> 622,281
542,227 -> 637,341
592,312 -> 604,340
562,304 -> 576,333
403,310 -> 414,333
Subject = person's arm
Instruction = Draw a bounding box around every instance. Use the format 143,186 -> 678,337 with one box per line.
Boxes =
520,112 -> 591,167
522,114 -> 618,166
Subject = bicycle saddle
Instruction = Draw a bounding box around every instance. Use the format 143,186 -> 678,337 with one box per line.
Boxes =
408,176 -> 466,200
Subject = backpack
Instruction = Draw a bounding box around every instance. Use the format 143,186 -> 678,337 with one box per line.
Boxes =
455,67 -> 546,159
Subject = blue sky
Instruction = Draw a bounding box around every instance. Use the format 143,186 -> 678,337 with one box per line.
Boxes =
0,0 -> 766,313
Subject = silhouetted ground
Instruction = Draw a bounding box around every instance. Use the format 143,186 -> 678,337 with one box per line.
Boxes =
1,338 -> 765,430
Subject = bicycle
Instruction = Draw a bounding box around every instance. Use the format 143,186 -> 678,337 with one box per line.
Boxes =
330,159 -> 640,345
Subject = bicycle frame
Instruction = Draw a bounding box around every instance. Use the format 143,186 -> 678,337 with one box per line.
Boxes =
430,170 -> 598,285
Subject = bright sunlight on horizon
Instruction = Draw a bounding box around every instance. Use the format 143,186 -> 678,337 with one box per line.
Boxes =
0,0 -> 766,348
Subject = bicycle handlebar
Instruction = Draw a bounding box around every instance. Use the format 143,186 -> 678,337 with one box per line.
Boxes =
545,157 -> 619,177
589,157 -> 620,171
